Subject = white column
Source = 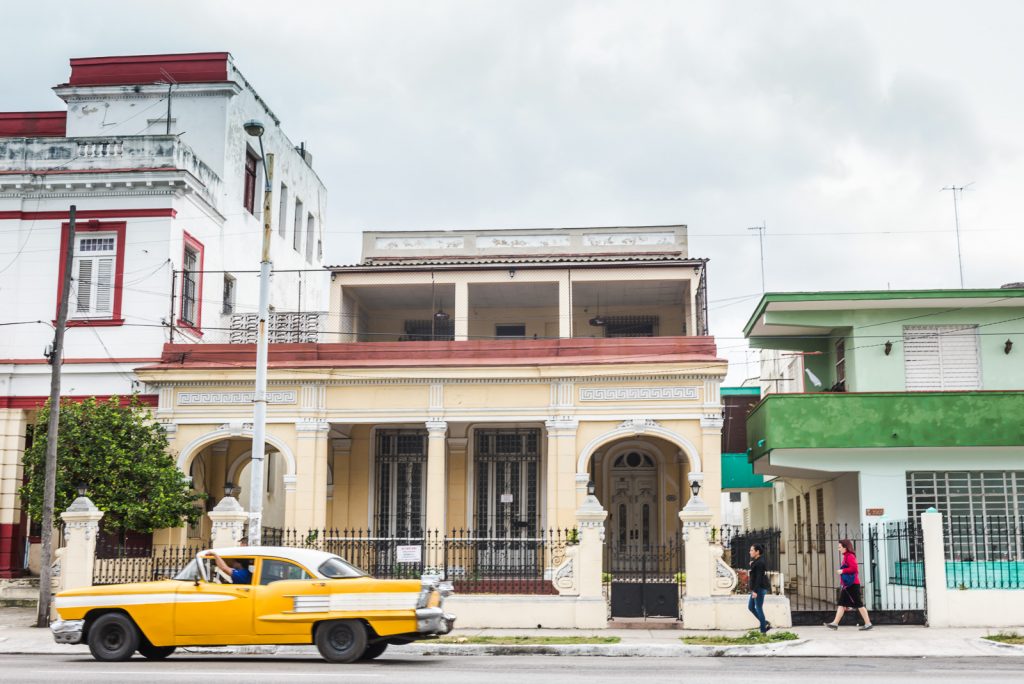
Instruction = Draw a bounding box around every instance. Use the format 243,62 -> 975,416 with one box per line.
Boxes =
425,420 -> 448,533
208,496 -> 248,548
59,496 -> 104,592
454,281 -> 469,341
558,272 -> 572,338
921,509 -> 949,627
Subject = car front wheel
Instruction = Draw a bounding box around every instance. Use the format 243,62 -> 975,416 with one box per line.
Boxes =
87,613 -> 140,662
315,620 -> 367,663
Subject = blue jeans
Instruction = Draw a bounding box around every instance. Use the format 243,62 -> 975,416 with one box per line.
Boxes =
748,588 -> 768,631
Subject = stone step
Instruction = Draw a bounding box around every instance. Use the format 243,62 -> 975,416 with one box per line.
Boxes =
607,617 -> 683,630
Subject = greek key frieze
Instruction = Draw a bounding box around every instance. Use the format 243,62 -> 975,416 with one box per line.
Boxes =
177,390 -> 297,406
578,386 -> 699,402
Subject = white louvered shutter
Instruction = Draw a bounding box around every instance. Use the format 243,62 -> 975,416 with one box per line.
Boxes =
70,233 -> 117,318
903,325 -> 981,390
75,258 -> 94,313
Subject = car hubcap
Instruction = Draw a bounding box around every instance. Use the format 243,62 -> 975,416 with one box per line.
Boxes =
328,625 -> 353,651
102,626 -> 124,651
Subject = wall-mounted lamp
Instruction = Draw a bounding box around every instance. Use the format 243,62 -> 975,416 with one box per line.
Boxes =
689,479 -> 701,498
1005,339 -> 1013,355
508,269 -> 516,279
884,341 -> 893,356
223,481 -> 234,498
587,480 -> 596,496
433,309 -> 450,322
76,482 -> 88,497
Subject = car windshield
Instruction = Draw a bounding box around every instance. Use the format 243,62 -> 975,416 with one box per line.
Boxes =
318,556 -> 367,579
173,559 -> 202,581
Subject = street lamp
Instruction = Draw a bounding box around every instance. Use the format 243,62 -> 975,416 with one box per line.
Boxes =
244,119 -> 274,547
689,479 -> 701,499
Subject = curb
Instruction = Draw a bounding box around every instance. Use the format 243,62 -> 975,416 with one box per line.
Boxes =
416,639 -> 808,657
978,637 -> 1024,653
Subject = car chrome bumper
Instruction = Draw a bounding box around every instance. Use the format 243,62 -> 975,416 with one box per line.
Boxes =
51,619 -> 85,644
416,607 -> 456,635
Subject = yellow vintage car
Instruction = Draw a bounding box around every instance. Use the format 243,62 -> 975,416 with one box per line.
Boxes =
50,546 -> 454,663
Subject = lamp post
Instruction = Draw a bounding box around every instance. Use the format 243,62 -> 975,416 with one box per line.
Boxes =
244,119 -> 273,547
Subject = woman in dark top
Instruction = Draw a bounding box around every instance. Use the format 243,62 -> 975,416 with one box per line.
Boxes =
747,544 -> 772,633
824,539 -> 873,630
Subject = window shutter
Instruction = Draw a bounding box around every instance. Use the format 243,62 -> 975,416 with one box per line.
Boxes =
75,258 -> 94,314
903,325 -> 980,391
95,257 -> 114,313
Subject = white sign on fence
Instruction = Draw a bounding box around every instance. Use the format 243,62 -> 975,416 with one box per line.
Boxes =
501,493 -> 514,504
396,545 -> 422,563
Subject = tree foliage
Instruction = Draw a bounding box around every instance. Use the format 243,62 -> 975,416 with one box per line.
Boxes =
20,396 -> 203,532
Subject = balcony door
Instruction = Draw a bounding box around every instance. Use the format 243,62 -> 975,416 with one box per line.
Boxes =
474,429 -> 540,537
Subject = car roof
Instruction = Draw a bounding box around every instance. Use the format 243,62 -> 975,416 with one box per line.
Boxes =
210,546 -> 341,576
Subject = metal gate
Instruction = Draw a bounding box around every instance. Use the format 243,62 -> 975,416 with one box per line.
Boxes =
785,520 -> 926,625
605,534 -> 685,618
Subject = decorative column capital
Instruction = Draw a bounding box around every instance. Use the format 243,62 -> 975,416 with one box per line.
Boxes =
700,415 -> 724,430
296,419 -> 330,435
425,420 -> 448,437
545,417 -> 579,433
282,474 -> 298,492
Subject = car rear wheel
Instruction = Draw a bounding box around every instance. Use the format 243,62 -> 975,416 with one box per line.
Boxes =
88,613 -> 140,662
138,642 -> 176,659
360,641 -> 388,660
315,620 -> 367,663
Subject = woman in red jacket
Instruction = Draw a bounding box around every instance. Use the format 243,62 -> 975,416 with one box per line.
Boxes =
824,539 -> 873,630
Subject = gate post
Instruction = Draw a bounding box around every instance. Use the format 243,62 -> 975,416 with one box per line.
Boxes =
59,495 -> 104,592
574,488 -> 608,627
921,509 -> 948,627
208,496 -> 248,549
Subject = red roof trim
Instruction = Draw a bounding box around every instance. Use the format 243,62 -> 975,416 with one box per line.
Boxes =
0,395 -> 158,409
67,52 -> 230,87
143,337 -> 724,371
0,111 -> 66,138
0,208 -> 176,221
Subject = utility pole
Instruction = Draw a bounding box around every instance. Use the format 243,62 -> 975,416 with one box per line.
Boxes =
244,120 -> 273,547
748,221 -> 767,292
941,184 -> 971,288
36,205 -> 76,627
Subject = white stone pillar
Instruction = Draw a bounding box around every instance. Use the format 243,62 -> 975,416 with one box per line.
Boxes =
59,496 -> 104,592
574,490 -> 608,628
425,420 -> 448,533
558,272 -> 572,338
454,282 -> 469,341
921,509 -> 949,627
208,496 -> 248,549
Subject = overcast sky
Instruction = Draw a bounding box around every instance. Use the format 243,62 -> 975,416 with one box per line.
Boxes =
5,1 -> 1022,382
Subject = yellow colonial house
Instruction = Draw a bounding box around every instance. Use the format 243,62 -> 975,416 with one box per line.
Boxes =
136,226 -> 727,562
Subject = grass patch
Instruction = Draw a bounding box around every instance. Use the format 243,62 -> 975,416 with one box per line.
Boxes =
436,635 -> 621,645
682,630 -> 799,646
985,631 -> 1024,645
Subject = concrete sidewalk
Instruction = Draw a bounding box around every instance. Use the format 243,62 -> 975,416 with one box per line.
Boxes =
1,607 -> 1021,658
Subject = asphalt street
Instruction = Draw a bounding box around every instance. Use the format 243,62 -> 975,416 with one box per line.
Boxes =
1,653 -> 1023,683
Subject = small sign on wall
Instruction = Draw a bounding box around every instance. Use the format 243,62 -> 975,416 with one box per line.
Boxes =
865,508 -> 885,517
396,545 -> 422,563
500,493 -> 514,504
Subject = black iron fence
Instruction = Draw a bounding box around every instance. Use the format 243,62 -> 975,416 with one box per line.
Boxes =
604,532 -> 685,618
785,520 -> 925,625
93,544 -> 201,585
727,528 -> 782,573
943,515 -> 1024,589
268,527 -> 574,593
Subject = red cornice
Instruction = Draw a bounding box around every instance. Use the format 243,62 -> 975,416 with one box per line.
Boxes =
0,358 -> 160,365
144,337 -> 725,371
0,111 -> 66,137
0,395 -> 158,409
0,208 -> 176,221
67,52 -> 230,87
0,167 -> 191,177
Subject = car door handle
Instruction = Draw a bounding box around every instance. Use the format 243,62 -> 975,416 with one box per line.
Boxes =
239,587 -> 251,593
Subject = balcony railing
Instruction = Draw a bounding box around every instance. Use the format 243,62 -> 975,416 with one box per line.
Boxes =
747,391 -> 1024,460
229,312 -> 325,344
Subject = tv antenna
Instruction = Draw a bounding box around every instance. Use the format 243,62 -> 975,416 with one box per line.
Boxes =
748,221 -> 766,292
940,183 -> 973,288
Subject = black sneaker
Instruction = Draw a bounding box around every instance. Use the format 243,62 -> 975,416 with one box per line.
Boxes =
824,622 -> 838,630
859,624 -> 874,631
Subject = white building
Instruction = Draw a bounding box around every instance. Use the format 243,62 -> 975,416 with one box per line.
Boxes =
0,52 -> 329,576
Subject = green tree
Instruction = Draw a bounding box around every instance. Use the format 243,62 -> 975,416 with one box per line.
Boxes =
20,396 -> 203,536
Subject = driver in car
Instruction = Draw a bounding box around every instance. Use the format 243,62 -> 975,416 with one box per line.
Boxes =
205,552 -> 253,584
